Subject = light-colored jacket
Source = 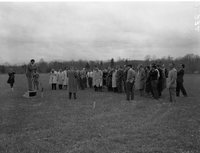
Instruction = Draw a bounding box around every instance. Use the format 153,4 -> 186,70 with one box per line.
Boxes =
49,71 -> 58,84
167,68 -> 177,88
135,68 -> 146,90
57,71 -> 64,85
93,70 -> 103,87
127,68 -> 136,83
63,70 -> 69,85
112,70 -> 117,88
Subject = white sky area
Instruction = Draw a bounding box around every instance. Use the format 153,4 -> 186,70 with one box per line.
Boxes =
0,2 -> 199,64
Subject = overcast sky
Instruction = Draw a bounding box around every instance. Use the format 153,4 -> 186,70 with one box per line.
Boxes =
0,2 -> 199,64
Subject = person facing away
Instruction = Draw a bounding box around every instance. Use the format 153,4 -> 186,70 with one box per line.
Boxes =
176,64 -> 187,97
144,66 -> 151,96
149,64 -> 159,100
126,65 -> 136,101
116,66 -> 124,93
7,69 -> 15,91
26,59 -> 37,91
157,64 -> 164,98
67,66 -> 78,99
167,63 -> 177,102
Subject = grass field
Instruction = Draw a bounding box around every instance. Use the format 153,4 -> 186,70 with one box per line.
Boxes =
0,74 -> 199,153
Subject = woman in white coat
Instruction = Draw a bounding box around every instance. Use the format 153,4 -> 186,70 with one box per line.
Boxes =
49,69 -> 58,90
63,68 -> 69,90
57,69 -> 64,90
112,68 -> 117,92
93,67 -> 103,92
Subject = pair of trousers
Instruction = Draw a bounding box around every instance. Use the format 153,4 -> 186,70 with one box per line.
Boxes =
59,84 -> 63,90
52,84 -> 57,90
176,82 -> 187,96
126,82 -> 134,100
69,92 -> 77,99
169,87 -> 176,102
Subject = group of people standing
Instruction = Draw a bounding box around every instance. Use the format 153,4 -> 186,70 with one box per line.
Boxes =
6,59 -> 187,102
48,61 -> 187,102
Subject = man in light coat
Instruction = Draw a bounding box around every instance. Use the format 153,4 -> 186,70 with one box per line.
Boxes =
63,67 -> 69,90
126,65 -> 136,101
93,67 -> 103,92
167,63 -> 177,102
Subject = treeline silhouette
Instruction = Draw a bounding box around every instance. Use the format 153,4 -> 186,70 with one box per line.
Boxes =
0,54 -> 200,74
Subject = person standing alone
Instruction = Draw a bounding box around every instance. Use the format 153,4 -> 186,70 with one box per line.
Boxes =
176,64 -> 187,97
7,69 -> 15,92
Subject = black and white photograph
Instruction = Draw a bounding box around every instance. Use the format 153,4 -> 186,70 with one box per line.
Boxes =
0,1 -> 200,153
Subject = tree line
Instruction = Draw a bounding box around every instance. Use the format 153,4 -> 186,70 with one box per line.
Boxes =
0,53 -> 200,74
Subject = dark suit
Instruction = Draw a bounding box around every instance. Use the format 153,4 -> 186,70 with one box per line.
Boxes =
176,69 -> 187,96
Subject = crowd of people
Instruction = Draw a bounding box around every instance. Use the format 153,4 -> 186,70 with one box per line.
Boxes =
6,59 -> 188,102
48,61 -> 188,102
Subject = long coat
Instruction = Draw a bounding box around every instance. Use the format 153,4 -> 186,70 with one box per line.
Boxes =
93,70 -> 103,87
68,70 -> 78,93
135,68 -> 146,90
57,71 -> 64,85
112,70 -> 117,88
63,70 -> 69,86
49,71 -> 58,84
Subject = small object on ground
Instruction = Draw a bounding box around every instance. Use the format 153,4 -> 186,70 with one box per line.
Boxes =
23,91 -> 37,98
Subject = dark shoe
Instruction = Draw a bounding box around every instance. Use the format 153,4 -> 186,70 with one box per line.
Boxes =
69,92 -> 72,99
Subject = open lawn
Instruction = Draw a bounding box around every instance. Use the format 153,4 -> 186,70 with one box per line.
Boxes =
0,74 -> 200,153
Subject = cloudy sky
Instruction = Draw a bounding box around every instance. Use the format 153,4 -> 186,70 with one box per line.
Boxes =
0,2 -> 199,64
